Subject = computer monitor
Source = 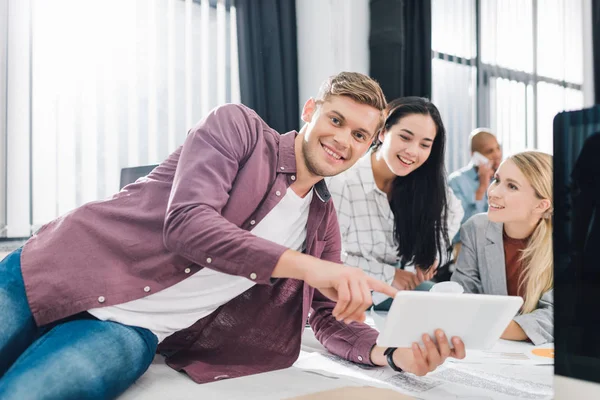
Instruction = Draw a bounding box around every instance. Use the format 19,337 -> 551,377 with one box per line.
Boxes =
553,105 -> 600,397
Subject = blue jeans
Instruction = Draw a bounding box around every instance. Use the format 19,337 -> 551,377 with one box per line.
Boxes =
0,249 -> 158,400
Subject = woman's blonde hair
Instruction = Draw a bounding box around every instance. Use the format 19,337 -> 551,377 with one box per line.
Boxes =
509,151 -> 553,313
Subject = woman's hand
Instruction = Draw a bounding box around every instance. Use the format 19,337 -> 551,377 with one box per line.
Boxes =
394,259 -> 439,290
392,269 -> 422,290
500,321 -> 528,341
416,259 -> 439,283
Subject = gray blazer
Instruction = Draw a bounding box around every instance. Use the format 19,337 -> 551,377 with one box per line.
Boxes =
451,213 -> 553,345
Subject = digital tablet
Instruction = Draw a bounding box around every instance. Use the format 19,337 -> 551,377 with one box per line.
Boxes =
375,291 -> 524,350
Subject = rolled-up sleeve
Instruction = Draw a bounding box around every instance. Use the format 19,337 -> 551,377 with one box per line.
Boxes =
162,104 -> 288,284
309,290 -> 379,366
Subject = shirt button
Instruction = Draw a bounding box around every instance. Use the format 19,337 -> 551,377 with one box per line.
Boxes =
144,286 -> 151,293
280,166 -> 284,170
275,190 -> 281,196
250,272 -> 257,280
291,175 -> 296,181
184,268 -> 191,274
357,355 -> 363,362
98,296 -> 105,303
206,257 -> 212,264
250,220 -> 256,225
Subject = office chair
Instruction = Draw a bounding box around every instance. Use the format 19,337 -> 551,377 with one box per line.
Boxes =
119,165 -> 159,189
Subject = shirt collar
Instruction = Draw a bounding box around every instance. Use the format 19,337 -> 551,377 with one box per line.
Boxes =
277,130 -> 331,203
277,131 -> 297,173
356,152 -> 381,194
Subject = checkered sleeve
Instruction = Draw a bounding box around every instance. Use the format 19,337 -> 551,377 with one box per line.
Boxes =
329,174 -> 398,285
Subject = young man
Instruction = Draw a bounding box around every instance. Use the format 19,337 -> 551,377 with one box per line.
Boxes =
0,72 -> 465,399
448,128 -> 503,244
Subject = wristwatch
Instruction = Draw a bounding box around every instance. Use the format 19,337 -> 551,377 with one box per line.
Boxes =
384,347 -> 403,372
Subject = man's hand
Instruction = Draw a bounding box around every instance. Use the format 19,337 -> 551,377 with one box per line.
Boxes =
393,331 -> 465,376
371,330 -> 466,376
303,263 -> 398,324
271,249 -> 397,324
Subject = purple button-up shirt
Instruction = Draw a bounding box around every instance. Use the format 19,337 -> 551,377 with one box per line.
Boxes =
20,104 -> 380,383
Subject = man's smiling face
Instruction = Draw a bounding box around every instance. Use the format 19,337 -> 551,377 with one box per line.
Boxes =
299,95 -> 381,178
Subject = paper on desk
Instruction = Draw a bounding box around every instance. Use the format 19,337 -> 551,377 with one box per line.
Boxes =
294,351 -> 553,400
449,341 -> 554,365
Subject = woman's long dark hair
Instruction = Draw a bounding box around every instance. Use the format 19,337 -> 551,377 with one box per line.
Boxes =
373,97 -> 450,270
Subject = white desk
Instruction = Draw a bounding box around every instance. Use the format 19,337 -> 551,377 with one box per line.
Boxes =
120,326 -> 553,400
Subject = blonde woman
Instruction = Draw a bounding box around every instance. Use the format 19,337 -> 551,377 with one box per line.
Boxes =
451,151 -> 553,345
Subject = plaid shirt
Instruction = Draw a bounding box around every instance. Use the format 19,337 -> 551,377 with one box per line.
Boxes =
328,152 -> 464,284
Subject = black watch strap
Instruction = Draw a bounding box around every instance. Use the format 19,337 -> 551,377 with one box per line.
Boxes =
383,347 -> 403,372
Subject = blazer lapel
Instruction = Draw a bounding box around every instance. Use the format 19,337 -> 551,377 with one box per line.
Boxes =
484,220 -> 508,296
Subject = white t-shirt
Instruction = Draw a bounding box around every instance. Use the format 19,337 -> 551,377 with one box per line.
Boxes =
89,187 -> 313,342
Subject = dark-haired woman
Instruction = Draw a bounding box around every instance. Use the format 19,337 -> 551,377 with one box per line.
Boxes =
328,97 -> 463,293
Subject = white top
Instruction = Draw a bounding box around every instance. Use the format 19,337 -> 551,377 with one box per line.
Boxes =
327,152 -> 464,284
89,187 -> 313,342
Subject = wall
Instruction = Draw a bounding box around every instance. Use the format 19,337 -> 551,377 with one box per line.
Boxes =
296,0 -> 370,123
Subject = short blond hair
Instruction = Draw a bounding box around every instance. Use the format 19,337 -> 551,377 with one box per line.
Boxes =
315,72 -> 387,132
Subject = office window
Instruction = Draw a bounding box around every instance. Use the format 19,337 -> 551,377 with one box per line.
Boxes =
432,0 -> 585,173
1,0 -> 239,237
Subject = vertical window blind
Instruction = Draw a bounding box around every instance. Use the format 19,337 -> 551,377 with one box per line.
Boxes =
1,0 -> 239,237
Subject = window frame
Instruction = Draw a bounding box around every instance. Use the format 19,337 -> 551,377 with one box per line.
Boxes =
432,0 -> 584,150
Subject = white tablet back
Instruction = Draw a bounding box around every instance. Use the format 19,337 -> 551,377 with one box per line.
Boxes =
376,291 -> 524,350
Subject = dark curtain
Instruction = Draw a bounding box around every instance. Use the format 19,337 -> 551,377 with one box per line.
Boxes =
594,0 -> 600,104
235,0 -> 299,134
369,0 -> 432,100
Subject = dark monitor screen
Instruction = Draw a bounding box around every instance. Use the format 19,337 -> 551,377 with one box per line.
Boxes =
554,105 -> 600,384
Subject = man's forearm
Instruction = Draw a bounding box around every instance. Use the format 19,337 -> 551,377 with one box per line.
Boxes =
271,249 -> 313,280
